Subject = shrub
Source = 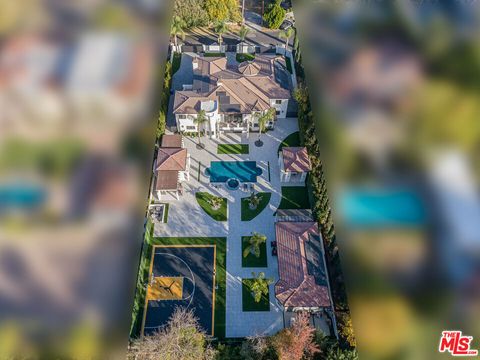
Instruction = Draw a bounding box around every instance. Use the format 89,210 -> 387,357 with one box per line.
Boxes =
263,0 -> 286,29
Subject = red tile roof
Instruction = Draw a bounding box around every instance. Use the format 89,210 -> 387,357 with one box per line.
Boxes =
282,147 -> 312,172
155,170 -> 179,191
161,134 -> 183,148
275,221 -> 330,308
156,148 -> 187,171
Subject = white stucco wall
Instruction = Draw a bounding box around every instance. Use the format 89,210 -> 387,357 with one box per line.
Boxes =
270,99 -> 289,118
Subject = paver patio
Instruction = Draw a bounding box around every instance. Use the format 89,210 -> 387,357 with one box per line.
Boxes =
153,117 -> 300,337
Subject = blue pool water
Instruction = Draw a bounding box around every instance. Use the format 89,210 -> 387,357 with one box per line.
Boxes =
0,184 -> 47,210
208,161 -> 261,183
339,188 -> 426,228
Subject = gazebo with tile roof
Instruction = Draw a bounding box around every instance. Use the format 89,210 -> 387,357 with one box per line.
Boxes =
279,146 -> 312,183
154,139 -> 190,200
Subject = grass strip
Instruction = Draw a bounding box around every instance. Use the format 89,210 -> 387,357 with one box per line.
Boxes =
236,53 -> 255,62
196,192 -> 228,221
278,186 -> 310,210
241,192 -> 271,221
217,143 -> 249,154
277,131 -> 301,153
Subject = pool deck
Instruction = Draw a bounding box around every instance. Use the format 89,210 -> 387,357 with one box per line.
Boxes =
153,118 -> 300,337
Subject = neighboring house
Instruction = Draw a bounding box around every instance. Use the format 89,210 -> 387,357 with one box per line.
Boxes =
66,33 -> 153,121
0,33 -> 153,141
0,34 -> 65,134
274,211 -> 336,335
279,147 -> 312,183
173,55 -> 291,138
154,135 -> 190,200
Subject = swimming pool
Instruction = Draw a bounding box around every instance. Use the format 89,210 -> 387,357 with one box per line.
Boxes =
338,188 -> 426,228
0,184 -> 47,210
208,161 -> 261,183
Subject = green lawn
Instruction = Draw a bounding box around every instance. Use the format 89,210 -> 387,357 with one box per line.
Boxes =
172,52 -> 182,74
285,56 -> 293,74
278,131 -> 301,153
195,192 -> 228,221
242,236 -> 267,268
278,186 -> 310,210
242,279 -> 270,311
241,192 -> 272,221
129,227 -> 228,338
204,52 -> 225,57
236,53 -> 255,62
217,143 -> 249,154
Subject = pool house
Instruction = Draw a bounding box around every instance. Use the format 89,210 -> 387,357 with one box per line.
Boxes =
279,147 -> 312,183
154,135 -> 190,200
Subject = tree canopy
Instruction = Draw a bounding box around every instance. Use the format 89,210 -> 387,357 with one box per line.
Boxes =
263,0 -> 286,29
173,0 -> 209,28
127,307 -> 216,360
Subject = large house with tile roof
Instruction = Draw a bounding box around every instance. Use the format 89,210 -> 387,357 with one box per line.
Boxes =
173,55 -> 291,138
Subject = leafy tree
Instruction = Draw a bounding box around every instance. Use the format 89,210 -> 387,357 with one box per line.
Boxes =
127,307 -> 216,360
238,24 -> 250,42
279,27 -> 294,52
243,232 -> 267,258
194,110 -> 208,149
239,335 -> 270,360
326,346 -> 358,360
173,0 -> 209,28
337,312 -> 356,348
271,312 -> 319,360
171,15 -> 186,47
214,21 -> 229,48
205,0 -> 228,22
249,272 -> 273,303
263,0 -> 286,29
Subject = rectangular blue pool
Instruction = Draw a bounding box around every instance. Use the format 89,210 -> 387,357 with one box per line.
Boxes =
208,161 -> 261,183
338,188 -> 426,228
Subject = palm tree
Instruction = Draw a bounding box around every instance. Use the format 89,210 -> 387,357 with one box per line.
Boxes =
279,27 -> 294,52
214,21 -> 228,49
238,25 -> 250,43
170,16 -> 185,48
248,191 -> 262,210
250,272 -> 273,303
243,232 -> 267,258
255,108 -> 276,147
193,110 -> 208,149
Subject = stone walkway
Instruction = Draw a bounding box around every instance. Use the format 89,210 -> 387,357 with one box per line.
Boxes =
154,118 -> 300,337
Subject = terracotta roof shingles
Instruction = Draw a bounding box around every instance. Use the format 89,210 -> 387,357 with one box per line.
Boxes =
275,221 -> 331,308
156,148 -> 187,171
173,55 -> 290,115
282,147 -> 312,172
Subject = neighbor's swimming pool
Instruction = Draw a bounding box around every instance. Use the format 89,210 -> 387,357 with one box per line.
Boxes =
208,161 -> 261,183
338,188 -> 426,228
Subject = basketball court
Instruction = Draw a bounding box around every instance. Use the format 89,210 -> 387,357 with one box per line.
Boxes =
142,245 -> 216,336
